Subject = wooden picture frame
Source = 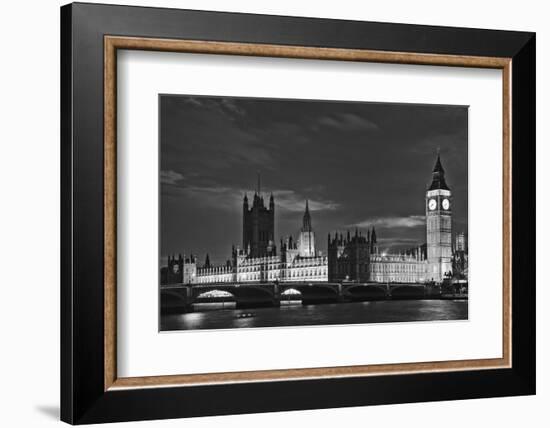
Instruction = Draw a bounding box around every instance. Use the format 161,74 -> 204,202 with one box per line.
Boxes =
61,2 -> 535,424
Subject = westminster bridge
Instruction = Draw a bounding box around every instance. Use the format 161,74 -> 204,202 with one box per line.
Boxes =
160,281 -> 442,313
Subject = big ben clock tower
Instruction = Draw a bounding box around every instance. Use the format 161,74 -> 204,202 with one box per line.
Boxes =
426,153 -> 453,282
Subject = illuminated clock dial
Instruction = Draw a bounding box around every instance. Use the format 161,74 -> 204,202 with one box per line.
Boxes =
442,199 -> 450,210
172,264 -> 180,273
428,199 -> 437,210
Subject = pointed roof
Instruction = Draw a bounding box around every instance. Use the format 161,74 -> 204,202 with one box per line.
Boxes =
433,153 -> 444,173
302,200 -> 312,232
428,153 -> 450,190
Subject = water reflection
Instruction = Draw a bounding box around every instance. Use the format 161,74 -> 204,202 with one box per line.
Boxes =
161,300 -> 468,331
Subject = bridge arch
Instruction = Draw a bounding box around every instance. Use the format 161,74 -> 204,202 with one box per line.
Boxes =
193,284 -> 277,308
195,289 -> 236,301
285,283 -> 339,303
345,284 -> 387,301
281,288 -> 302,296
280,288 -> 303,304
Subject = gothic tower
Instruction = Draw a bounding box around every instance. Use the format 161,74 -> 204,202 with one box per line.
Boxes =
297,200 -> 316,257
426,153 -> 453,282
242,173 -> 275,258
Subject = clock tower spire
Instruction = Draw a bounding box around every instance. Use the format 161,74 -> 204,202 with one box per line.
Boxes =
426,153 -> 453,282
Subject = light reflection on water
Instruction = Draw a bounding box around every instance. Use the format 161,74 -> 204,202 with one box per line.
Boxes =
161,300 -> 468,332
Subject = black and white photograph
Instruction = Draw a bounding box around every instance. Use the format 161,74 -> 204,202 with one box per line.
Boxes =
0,0 -> 540,425
159,95 -> 469,331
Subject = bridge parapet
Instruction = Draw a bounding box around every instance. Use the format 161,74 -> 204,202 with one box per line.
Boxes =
160,281 -> 436,313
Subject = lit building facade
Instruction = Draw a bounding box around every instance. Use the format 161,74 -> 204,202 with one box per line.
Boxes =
369,250 -> 428,283
327,228 -> 429,283
193,199 -> 328,284
162,155 -> 466,286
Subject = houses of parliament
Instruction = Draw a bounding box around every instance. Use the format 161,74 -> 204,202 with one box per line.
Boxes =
162,154 -> 468,286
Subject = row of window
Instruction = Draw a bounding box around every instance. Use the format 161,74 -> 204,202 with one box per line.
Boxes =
370,275 -> 423,282
239,256 -> 280,266
198,263 -> 330,277
291,258 -> 327,267
372,256 -> 424,262
198,269 -> 232,274
239,259 -> 327,268
200,262 -> 425,277
196,275 -> 234,283
195,268 -> 330,283
371,264 -> 425,273
238,269 -> 328,281
239,264 -> 283,272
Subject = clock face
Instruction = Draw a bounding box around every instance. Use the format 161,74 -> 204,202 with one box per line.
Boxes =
442,199 -> 450,210
172,264 -> 180,274
428,199 -> 437,211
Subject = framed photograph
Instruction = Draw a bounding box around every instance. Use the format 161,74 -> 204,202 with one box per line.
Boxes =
159,94 -> 469,332
61,2 -> 535,424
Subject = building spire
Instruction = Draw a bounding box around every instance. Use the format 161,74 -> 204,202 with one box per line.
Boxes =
257,171 -> 261,195
433,152 -> 443,173
429,152 -> 450,190
302,200 -> 312,232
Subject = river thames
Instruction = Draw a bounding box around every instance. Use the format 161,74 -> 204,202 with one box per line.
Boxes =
160,299 -> 468,331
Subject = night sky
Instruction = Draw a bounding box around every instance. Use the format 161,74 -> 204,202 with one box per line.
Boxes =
160,95 -> 468,266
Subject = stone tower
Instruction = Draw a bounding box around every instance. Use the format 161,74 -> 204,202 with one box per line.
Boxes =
426,153 -> 453,282
327,229 -> 370,282
297,200 -> 316,257
242,174 -> 275,258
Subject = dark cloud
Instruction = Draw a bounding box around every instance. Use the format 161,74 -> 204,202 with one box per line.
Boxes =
160,95 -> 468,265
315,112 -> 379,131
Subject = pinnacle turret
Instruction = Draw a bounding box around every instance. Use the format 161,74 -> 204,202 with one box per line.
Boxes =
301,200 -> 312,232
